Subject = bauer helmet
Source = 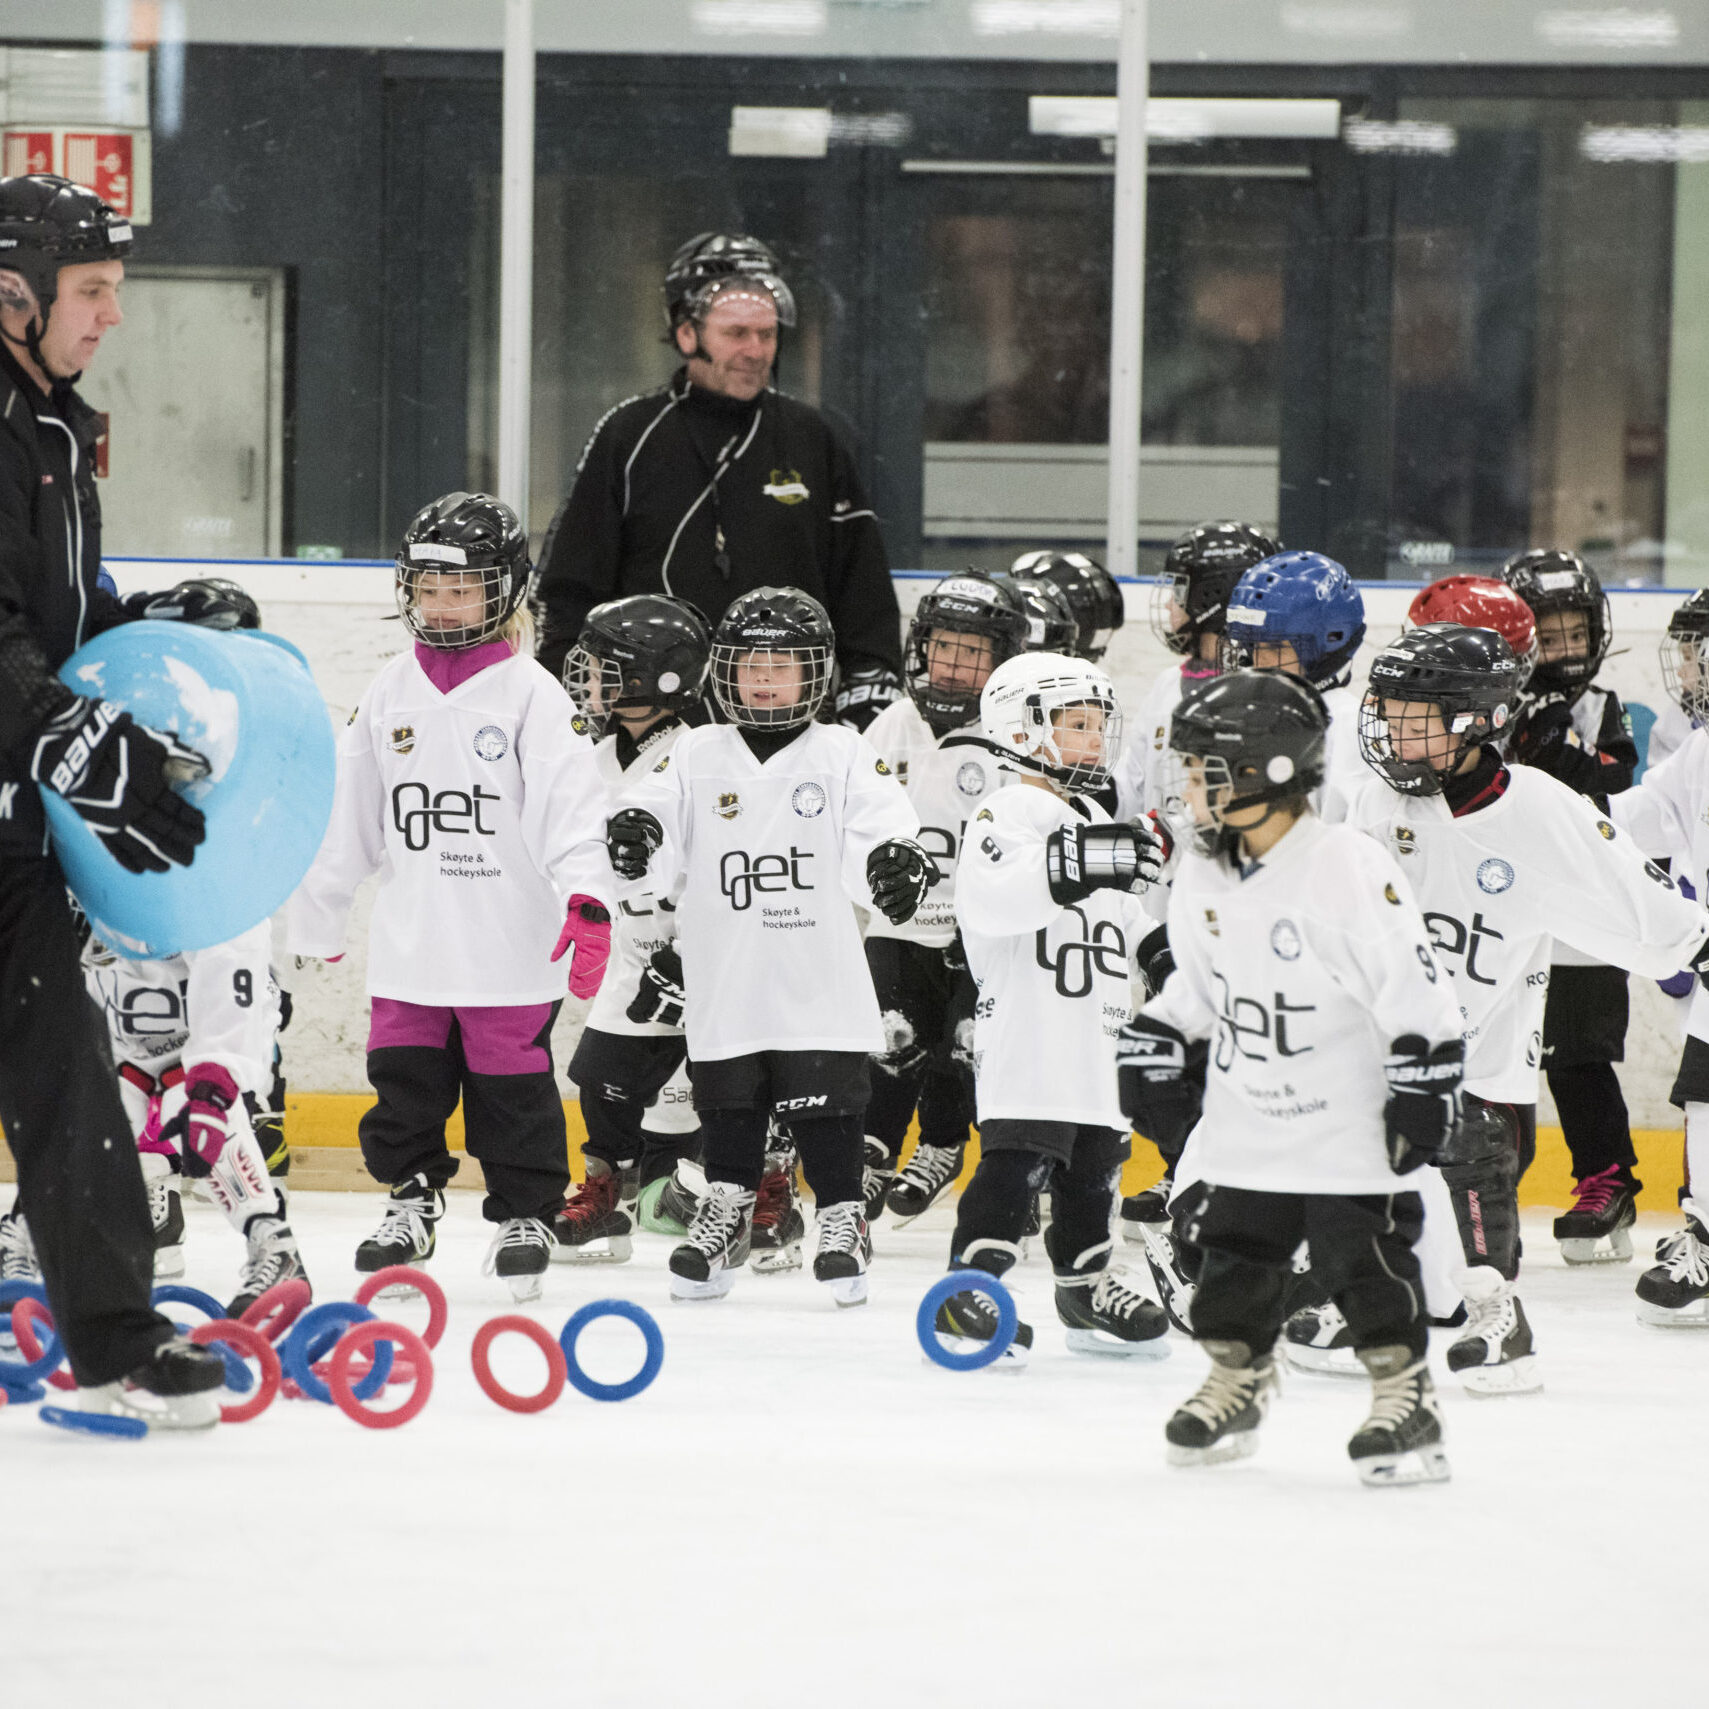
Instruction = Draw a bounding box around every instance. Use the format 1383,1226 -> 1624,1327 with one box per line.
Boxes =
1407,575 -> 1538,693
1151,521 -> 1282,660
1009,550 -> 1125,661
1164,670 -> 1327,864
396,491 -> 531,650
0,173 -> 132,374
565,594 -> 711,739
1660,589 -> 1709,724
1359,623 -> 1520,797
904,572 -> 1029,736
980,651 -> 1123,793
992,571 -> 1079,655
709,586 -> 834,731
663,231 -> 797,335
1500,549 -> 1610,693
1221,551 -> 1366,689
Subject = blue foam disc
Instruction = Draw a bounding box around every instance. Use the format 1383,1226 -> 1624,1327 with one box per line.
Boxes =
150,1284 -> 226,1324
0,1281 -> 62,1384
558,1299 -> 664,1402
916,1271 -> 1019,1371
282,1303 -> 390,1404
41,1406 -> 150,1439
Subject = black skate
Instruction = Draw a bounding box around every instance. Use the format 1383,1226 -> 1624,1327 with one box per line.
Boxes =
141,1154 -> 186,1280
1055,1264 -> 1170,1359
1165,1341 -> 1277,1467
751,1158 -> 805,1274
862,1138 -> 895,1226
227,1215 -> 310,1319
1446,1267 -> 1542,1395
932,1254 -> 1033,1368
1118,1174 -> 1173,1245
1348,1344 -> 1450,1486
1282,1298 -> 1362,1376
1554,1165 -> 1639,1265
483,1217 -> 554,1303
355,1173 -> 444,1283
812,1201 -> 871,1307
669,1183 -> 755,1301
80,1336 -> 226,1430
0,1204 -> 38,1286
1134,1218 -> 1195,1334
550,1168 -> 634,1265
636,1161 -> 702,1238
1635,1212 -> 1709,1326
886,1142 -> 964,1223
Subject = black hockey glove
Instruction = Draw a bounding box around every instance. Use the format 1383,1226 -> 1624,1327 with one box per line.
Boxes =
1134,924 -> 1175,1000
833,664 -> 902,733
626,945 -> 686,1028
30,698 -> 210,873
866,838 -> 938,926
1045,819 -> 1166,906
1688,936 -> 1709,995
1117,1014 -> 1203,1154
1382,1034 -> 1465,1173
607,807 -> 664,880
122,578 -> 259,631
942,930 -> 969,974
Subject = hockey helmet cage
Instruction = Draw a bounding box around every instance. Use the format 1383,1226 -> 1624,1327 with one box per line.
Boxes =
1408,575 -> 1538,694
1500,549 -> 1610,692
1221,551 -> 1366,689
663,231 -> 796,333
565,594 -> 711,738
1661,589 -> 1709,723
979,651 -> 1124,793
904,572 -> 1030,735
396,491 -> 531,650
1009,550 -> 1126,661
1151,521 -> 1283,658
709,585 -> 834,730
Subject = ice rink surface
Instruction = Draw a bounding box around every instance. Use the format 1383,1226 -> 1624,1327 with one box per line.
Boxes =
3,1187 -> 1702,1709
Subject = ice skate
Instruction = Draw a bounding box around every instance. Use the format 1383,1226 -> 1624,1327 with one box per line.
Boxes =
1635,1212 -> 1709,1326
1447,1266 -> 1542,1395
1347,1344 -> 1450,1487
931,1251 -> 1032,1367
750,1158 -> 805,1274
811,1200 -> 871,1306
1282,1298 -> 1362,1376
355,1173 -> 444,1286
482,1217 -> 554,1303
0,1204 -> 39,1285
141,1153 -> 185,1280
636,1158 -> 704,1238
862,1137 -> 895,1225
1054,1246 -> 1169,1358
1165,1341 -> 1277,1467
550,1165 -> 634,1264
668,1182 -> 754,1301
1135,1217 -> 1195,1334
227,1214 -> 310,1320
1553,1165 -> 1638,1265
886,1141 -> 963,1223
1118,1173 -> 1173,1245
79,1336 -> 226,1431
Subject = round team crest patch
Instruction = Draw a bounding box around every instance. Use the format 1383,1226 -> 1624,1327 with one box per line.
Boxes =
955,761 -> 987,798
1270,919 -> 1302,961
791,782 -> 827,819
1477,857 -> 1515,894
473,725 -> 508,762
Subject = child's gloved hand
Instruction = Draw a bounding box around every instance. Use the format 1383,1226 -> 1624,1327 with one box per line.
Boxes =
553,895 -> 612,999
160,1063 -> 240,1176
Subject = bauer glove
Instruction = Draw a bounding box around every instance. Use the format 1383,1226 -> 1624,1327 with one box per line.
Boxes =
1116,1014 -> 1204,1155
122,577 -> 259,631
833,663 -> 902,733
160,1063 -> 240,1176
553,895 -> 611,1000
866,838 -> 937,925
627,945 -> 686,1028
607,807 -> 664,881
30,697 -> 209,873
1045,818 -> 1165,906
1382,1034 -> 1464,1173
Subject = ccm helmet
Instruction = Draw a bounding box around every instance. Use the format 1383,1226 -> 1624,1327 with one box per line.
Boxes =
1500,549 -> 1610,693
1151,521 -> 1282,659
1164,670 -> 1328,864
1408,575 -> 1538,693
904,572 -> 1029,736
663,232 -> 797,335
709,586 -> 834,730
565,595 -> 710,738
0,173 -> 132,374
1221,551 -> 1366,689
1359,623 -> 1520,796
1660,589 -> 1709,723
992,571 -> 1079,654
396,492 -> 531,650
1009,550 -> 1125,661
980,652 -> 1123,793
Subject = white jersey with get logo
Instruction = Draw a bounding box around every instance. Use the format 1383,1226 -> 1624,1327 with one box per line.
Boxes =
861,696 -> 1008,950
619,721 -> 920,1061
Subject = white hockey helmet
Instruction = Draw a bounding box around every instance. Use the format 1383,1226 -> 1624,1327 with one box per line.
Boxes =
979,651 -> 1124,792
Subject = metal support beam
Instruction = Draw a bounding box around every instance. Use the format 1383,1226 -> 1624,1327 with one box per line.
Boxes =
1106,0 -> 1150,582
498,0 -> 535,528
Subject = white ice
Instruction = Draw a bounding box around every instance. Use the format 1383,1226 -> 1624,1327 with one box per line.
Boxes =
2,1189 -> 1701,1708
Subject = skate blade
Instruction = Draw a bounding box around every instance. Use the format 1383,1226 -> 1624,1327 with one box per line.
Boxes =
1167,1430 -> 1259,1468
1120,1214 -> 1168,1247
152,1247 -> 187,1281
548,1236 -> 633,1266
79,1384 -> 219,1431
821,1273 -> 869,1308
1065,1327 -> 1170,1360
503,1273 -> 545,1305
1635,1295 -> 1709,1327
923,1335 -> 1029,1370
1356,1446 -> 1451,1487
751,1244 -> 804,1275
1457,1354 -> 1543,1396
670,1271 -> 736,1301
1282,1342 -> 1363,1377
1560,1230 -> 1634,1265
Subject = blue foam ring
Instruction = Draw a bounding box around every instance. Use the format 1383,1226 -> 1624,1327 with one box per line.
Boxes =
150,1284 -> 227,1325
916,1271 -> 1019,1372
2,1378 -> 48,1405
0,1280 -> 63,1385
40,1405 -> 149,1440
558,1299 -> 664,1403
282,1303 -> 390,1405
207,1340 -> 257,1395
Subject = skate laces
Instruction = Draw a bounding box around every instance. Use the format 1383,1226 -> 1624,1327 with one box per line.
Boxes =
1570,1164 -> 1623,1217
688,1188 -> 749,1255
753,1168 -> 794,1230
816,1200 -> 866,1257
562,1171 -> 620,1225
1658,1222 -> 1709,1284
481,1218 -> 553,1274
1364,1362 -> 1430,1430
1089,1267 -> 1150,1319
0,1210 -> 34,1279
1462,1282 -> 1516,1344
1179,1358 -> 1267,1429
898,1143 -> 958,1192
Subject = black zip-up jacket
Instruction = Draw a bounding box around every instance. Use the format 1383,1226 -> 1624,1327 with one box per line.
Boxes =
0,344 -> 130,855
535,369 -> 901,683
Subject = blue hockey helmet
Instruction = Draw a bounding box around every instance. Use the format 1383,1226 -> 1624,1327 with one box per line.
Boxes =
1221,551 -> 1366,689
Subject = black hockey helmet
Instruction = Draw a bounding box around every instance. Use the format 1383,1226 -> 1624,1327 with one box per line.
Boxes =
991,571 -> 1079,655
1660,588 -> 1709,723
1358,622 -> 1520,796
395,491 -> 531,651
0,173 -> 132,371
904,572 -> 1029,736
1499,549 -> 1610,692
1008,550 -> 1125,661
663,232 -> 797,334
565,594 -> 711,738
1164,669 -> 1328,863
1151,521 -> 1283,659
710,585 -> 834,730
169,577 -> 262,630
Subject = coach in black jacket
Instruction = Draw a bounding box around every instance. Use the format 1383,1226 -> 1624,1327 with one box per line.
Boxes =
535,233 -> 902,729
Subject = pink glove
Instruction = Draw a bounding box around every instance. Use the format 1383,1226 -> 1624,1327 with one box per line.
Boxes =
553,895 -> 611,1000
168,1063 -> 240,1175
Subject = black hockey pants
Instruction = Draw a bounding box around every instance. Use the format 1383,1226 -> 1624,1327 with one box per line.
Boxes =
863,938 -> 975,1164
569,1026 -> 698,1183
1544,964 -> 1636,1179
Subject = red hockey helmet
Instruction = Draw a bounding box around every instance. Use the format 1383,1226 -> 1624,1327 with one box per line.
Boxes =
1407,576 -> 1538,692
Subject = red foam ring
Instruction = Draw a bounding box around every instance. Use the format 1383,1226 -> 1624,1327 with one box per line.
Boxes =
11,1299 -> 76,1392
239,1277 -> 312,1344
188,1319 -> 281,1425
471,1314 -> 566,1415
328,1321 -> 433,1430
310,1353 -> 419,1387
353,1267 -> 448,1349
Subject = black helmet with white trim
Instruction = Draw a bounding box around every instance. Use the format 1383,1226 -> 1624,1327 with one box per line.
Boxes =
395,491 -> 531,650
709,585 -> 834,730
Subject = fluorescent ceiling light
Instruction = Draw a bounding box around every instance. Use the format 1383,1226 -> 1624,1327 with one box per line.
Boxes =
1580,124 -> 1709,162
1343,118 -> 1456,156
729,106 -> 832,156
1029,96 -> 1342,142
692,0 -> 828,36
1279,3 -> 1413,38
1536,9 -> 1680,48
973,1 -> 1119,36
